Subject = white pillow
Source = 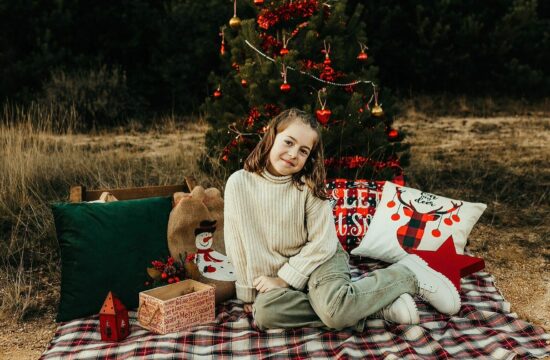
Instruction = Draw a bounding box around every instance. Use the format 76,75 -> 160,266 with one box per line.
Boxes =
351,182 -> 486,262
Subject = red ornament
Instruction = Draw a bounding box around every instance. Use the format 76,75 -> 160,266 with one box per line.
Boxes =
241,79 -> 248,88
388,128 -> 399,141
254,0 -> 264,4
213,88 -> 222,99
279,47 -> 289,56
219,28 -> 226,56
323,54 -> 332,66
99,292 -> 130,342
432,229 -> 441,237
280,82 -> 291,93
315,108 -> 332,125
391,213 -> 400,221
357,50 -> 368,62
320,65 -> 335,82
408,236 -> 485,290
387,200 -> 396,208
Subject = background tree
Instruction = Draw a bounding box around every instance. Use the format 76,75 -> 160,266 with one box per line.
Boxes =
361,0 -> 549,96
202,0 -> 409,181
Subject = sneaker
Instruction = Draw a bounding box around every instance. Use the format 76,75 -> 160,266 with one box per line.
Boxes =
371,293 -> 419,324
398,254 -> 461,315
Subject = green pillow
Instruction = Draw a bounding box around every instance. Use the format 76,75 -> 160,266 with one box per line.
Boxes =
51,197 -> 172,322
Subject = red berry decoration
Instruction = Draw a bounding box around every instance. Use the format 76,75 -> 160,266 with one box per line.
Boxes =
168,278 -> 174,284
279,47 -> 289,56
388,129 -> 399,141
432,229 -> 442,237
280,82 -> 291,93
452,214 -> 461,222
213,88 -> 222,99
391,213 -> 400,221
444,218 -> 453,226
161,272 -> 168,279
315,108 -> 331,125
254,0 -> 264,4
387,200 -> 396,208
241,79 -> 248,88
323,55 -> 331,66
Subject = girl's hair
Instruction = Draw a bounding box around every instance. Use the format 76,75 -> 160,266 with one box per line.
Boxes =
244,108 -> 328,200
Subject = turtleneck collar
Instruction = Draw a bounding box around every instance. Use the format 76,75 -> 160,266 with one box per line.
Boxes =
261,169 -> 293,184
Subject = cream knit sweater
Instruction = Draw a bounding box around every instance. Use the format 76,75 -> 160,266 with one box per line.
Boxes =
224,169 -> 338,303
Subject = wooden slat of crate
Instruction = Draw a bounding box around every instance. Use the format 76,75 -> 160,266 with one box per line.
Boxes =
69,184 -> 188,203
69,177 -> 197,203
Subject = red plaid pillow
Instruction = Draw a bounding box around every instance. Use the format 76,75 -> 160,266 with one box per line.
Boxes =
326,177 -> 405,252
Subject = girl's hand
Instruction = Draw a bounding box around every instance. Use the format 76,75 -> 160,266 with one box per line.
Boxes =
244,303 -> 253,313
253,276 -> 289,293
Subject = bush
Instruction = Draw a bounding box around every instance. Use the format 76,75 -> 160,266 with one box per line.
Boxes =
39,66 -> 141,129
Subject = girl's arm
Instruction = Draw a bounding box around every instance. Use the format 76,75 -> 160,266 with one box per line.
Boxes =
277,191 -> 338,290
224,174 -> 257,303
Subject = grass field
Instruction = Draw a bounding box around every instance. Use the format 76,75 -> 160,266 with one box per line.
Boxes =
0,107 -> 548,358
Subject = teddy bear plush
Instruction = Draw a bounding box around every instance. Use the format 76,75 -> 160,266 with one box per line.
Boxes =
167,185 -> 236,304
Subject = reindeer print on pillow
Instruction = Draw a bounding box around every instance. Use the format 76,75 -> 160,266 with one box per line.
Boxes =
351,182 -> 486,263
389,188 -> 463,251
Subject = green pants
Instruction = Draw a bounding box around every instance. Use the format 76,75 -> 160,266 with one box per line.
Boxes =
253,245 -> 417,331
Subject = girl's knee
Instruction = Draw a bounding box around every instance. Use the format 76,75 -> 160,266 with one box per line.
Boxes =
252,304 -> 274,330
309,285 -> 355,330
252,289 -> 287,330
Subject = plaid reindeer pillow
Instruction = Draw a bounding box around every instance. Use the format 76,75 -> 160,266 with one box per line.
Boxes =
351,181 -> 486,262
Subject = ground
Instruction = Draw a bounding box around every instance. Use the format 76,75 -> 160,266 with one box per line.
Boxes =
1,115 -> 548,359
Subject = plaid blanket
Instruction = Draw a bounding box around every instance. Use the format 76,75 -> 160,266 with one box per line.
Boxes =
41,258 -> 550,360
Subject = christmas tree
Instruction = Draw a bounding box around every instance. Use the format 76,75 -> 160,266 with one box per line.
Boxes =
202,0 -> 409,181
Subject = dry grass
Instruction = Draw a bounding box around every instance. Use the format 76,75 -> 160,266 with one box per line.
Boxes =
0,110 -> 212,322
398,114 -> 550,331
0,103 -> 549,358
398,94 -> 550,118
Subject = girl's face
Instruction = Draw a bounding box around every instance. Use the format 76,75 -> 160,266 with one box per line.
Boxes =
267,120 -> 317,176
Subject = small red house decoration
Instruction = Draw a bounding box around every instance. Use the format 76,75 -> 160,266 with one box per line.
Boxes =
99,291 -> 130,342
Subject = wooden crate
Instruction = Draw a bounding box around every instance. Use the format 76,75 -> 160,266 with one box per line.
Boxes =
137,279 -> 216,334
69,177 -> 196,203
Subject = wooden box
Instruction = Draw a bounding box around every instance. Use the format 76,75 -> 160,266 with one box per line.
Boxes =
137,279 -> 216,334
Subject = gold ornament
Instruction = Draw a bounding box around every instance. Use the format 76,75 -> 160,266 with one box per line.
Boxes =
371,103 -> 384,117
229,16 -> 241,29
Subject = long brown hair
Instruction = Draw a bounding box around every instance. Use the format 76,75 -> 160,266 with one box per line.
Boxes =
244,108 -> 328,200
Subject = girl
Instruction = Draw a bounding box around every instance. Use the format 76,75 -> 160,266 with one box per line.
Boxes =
224,108 -> 460,331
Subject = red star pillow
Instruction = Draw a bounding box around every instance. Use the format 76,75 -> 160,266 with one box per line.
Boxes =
409,236 -> 485,290
351,182 -> 486,262
326,178 -> 404,253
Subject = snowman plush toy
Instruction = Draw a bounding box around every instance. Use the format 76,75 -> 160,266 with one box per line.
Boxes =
194,220 -> 235,282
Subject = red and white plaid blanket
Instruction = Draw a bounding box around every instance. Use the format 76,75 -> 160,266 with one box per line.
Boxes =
41,258 -> 550,360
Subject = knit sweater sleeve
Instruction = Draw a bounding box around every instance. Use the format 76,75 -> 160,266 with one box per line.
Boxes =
277,190 -> 338,290
223,173 -> 257,303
